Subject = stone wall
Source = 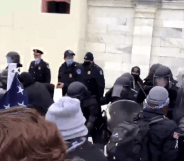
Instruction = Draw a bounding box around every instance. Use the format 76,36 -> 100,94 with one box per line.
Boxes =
86,0 -> 184,88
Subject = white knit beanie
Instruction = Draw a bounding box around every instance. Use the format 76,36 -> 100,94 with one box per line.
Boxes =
45,96 -> 88,140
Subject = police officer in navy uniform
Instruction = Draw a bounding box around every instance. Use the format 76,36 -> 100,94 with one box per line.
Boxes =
57,50 -> 83,96
28,49 -> 51,83
82,52 -> 105,102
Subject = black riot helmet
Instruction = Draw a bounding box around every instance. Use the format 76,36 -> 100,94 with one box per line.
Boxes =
112,76 -> 131,98
6,51 -> 22,67
67,82 -> 91,102
121,72 -> 135,89
149,63 -> 162,74
0,69 -> 8,90
154,65 -> 172,89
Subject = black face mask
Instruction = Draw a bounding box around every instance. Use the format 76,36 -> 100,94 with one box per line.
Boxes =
132,74 -> 139,80
83,62 -> 91,66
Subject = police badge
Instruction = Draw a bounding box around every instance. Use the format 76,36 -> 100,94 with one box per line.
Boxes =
38,66 -> 41,70
76,69 -> 81,75
100,70 -> 103,75
88,71 -> 91,75
69,74 -> 72,78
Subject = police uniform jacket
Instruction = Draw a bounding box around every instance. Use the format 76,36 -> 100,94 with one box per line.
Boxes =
28,59 -> 51,83
82,63 -> 105,101
142,108 -> 179,161
58,62 -> 83,95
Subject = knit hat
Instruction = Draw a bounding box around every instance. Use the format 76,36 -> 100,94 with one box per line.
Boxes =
144,86 -> 170,109
45,96 -> 88,141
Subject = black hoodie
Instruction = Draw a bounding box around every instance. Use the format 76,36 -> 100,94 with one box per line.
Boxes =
18,72 -> 54,114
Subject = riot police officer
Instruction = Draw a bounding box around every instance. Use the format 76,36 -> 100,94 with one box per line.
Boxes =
28,49 -> 51,84
57,50 -> 83,96
100,76 -> 138,105
82,52 -> 105,102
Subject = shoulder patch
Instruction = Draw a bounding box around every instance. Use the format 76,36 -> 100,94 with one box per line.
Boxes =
47,64 -> 50,69
76,69 -> 81,75
99,70 -> 103,75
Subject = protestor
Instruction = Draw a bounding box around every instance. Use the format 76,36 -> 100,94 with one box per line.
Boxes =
28,49 -> 51,83
67,82 -> 110,146
81,52 -> 105,102
18,72 -> 54,114
131,66 -> 144,92
0,107 -> 66,161
142,86 -> 179,161
45,96 -> 107,161
57,50 -> 83,96
100,76 -> 137,105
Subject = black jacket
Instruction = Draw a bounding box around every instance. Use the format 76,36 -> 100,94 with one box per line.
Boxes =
58,62 -> 84,96
81,96 -> 102,136
82,63 -> 105,101
65,137 -> 107,161
142,109 -> 179,161
100,87 -> 138,105
18,73 -> 54,114
134,76 -> 144,92
28,59 -> 51,83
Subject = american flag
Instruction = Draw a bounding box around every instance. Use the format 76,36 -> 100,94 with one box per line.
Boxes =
0,73 -> 29,109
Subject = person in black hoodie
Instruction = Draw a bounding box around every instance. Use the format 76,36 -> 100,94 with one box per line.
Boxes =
18,72 -> 54,114
131,66 -> 143,92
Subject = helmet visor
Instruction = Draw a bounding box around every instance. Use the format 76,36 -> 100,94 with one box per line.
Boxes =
154,76 -> 169,87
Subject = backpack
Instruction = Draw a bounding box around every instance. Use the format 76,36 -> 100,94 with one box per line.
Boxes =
106,114 -> 165,161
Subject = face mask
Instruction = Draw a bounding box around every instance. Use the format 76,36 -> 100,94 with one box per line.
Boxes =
35,58 -> 40,61
132,74 -> 139,80
66,59 -> 74,66
83,61 -> 91,66
7,58 -> 12,64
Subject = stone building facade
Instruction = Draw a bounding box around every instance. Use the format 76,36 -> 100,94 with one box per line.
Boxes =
0,0 -> 184,88
86,0 -> 184,87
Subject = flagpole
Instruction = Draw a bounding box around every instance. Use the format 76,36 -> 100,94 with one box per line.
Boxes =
7,63 -> 17,91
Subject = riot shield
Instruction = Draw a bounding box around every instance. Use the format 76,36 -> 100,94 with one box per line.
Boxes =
107,100 -> 142,131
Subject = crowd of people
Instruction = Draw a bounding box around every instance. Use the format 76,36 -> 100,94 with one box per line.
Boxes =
0,49 -> 184,161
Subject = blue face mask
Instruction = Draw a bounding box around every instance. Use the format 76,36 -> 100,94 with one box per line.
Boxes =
66,59 -> 74,66
7,58 -> 12,64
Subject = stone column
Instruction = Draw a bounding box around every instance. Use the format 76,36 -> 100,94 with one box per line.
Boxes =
131,1 -> 159,79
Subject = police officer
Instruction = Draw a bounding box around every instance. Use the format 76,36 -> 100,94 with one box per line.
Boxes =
57,50 -> 83,96
82,52 -> 105,101
28,49 -> 51,83
100,76 -> 138,105
131,66 -> 143,92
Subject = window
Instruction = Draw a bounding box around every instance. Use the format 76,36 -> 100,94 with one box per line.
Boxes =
42,0 -> 70,14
